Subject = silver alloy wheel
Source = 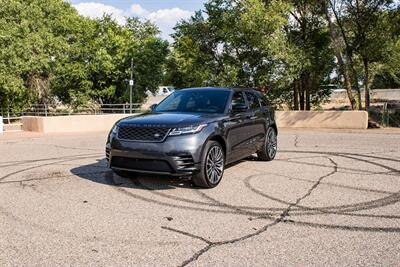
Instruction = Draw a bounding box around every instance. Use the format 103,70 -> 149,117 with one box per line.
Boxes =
206,146 -> 224,184
267,128 -> 277,159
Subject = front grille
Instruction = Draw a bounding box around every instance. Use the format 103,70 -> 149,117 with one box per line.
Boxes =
111,156 -> 172,173
118,125 -> 170,142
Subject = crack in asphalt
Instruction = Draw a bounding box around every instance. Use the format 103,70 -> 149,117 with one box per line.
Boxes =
286,158 -> 338,216
162,157 -> 338,266
161,226 -> 213,245
294,135 -> 300,147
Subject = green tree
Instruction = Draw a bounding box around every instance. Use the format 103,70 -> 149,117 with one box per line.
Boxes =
370,7 -> 400,89
168,0 -> 299,107
167,0 -> 334,109
322,0 -> 398,110
0,0 -> 86,110
0,0 -> 169,111
287,0 -> 335,110
51,16 -> 169,106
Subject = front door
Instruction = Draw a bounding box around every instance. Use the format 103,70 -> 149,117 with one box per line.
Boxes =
224,91 -> 253,163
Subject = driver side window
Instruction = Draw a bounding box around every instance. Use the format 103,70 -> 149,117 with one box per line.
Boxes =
231,91 -> 246,107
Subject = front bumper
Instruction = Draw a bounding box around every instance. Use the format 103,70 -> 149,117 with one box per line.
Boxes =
106,132 -> 207,176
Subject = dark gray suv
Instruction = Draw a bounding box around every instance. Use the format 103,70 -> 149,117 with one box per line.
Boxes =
106,87 -> 277,188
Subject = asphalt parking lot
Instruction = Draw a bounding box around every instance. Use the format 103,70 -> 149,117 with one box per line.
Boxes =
0,129 -> 399,266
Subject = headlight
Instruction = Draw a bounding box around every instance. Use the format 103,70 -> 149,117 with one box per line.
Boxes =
111,124 -> 119,135
169,124 -> 207,136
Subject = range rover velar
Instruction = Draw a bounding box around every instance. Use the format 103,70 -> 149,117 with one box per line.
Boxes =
106,87 -> 277,188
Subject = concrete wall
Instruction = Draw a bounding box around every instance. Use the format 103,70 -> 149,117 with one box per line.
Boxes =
275,111 -> 368,129
21,111 -> 368,133
22,114 -> 136,133
330,89 -> 400,102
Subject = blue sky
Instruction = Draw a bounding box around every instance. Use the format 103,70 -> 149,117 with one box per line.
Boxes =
69,0 -> 207,41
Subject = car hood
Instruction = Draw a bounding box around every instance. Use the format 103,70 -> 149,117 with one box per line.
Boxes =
118,112 -> 223,128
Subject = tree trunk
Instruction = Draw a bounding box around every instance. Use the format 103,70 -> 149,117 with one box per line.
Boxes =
322,1 -> 356,110
348,50 -> 362,110
330,3 -> 362,110
299,74 -> 305,110
363,57 -> 370,109
299,84 -> 305,110
293,80 -> 299,110
304,72 -> 311,110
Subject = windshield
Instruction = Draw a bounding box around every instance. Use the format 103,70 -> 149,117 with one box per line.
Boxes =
154,90 -> 230,114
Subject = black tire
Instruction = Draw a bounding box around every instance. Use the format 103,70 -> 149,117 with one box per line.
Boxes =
257,126 -> 277,161
192,141 -> 225,188
112,169 -> 137,178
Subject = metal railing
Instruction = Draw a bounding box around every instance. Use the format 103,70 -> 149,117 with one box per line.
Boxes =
367,101 -> 400,128
380,102 -> 400,127
1,103 -> 143,124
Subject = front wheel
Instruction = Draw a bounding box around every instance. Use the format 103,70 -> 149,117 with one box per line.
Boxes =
257,126 -> 277,161
192,141 -> 225,188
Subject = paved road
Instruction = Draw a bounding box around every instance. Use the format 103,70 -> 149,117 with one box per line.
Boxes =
0,129 -> 399,266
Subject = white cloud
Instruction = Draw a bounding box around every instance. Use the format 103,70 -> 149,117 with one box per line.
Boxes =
73,2 -> 126,25
148,7 -> 192,27
147,7 -> 193,40
130,4 -> 149,17
72,3 -> 193,41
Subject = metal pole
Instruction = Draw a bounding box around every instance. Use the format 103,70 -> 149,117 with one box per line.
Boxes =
7,108 -> 10,124
130,58 -> 134,114
383,102 -> 388,127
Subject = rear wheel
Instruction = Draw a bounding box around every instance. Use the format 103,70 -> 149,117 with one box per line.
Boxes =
257,126 -> 277,161
192,141 -> 225,188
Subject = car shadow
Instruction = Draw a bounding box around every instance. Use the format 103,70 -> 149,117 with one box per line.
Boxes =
70,158 -> 195,190
70,156 -> 256,190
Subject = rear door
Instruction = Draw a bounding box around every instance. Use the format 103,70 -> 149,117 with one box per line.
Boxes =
244,91 -> 267,152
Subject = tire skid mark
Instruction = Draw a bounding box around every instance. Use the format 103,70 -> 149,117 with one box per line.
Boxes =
245,175 -> 400,216
0,154 -> 99,175
0,205 -> 94,240
0,171 -> 107,185
46,144 -> 101,152
240,167 -> 395,195
281,150 -> 400,171
115,185 -> 270,217
245,151 -> 400,215
0,152 -> 102,164
163,157 -> 338,266
194,190 -> 277,219
276,158 -> 396,176
286,220 -> 400,233
134,177 -> 282,213
288,208 -> 400,220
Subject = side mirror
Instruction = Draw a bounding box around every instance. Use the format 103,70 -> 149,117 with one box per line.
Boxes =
149,104 -> 157,111
231,103 -> 248,113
